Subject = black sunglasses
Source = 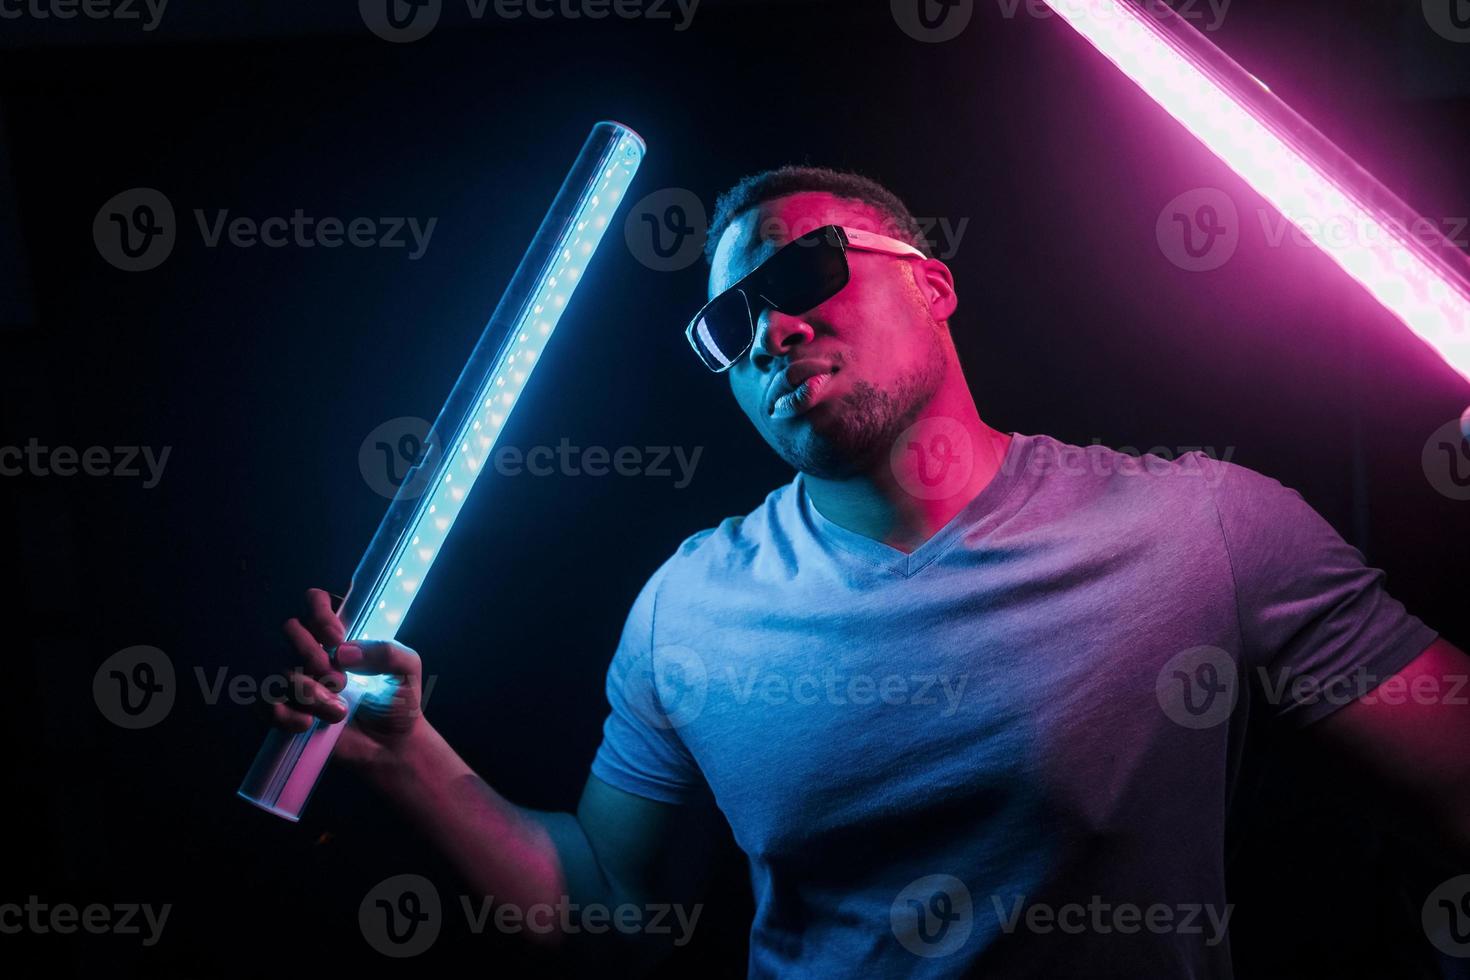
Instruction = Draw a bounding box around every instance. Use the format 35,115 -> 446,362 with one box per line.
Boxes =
685,224 -> 926,372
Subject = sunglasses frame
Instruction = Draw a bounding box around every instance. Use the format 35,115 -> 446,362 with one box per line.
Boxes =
685,224 -> 927,372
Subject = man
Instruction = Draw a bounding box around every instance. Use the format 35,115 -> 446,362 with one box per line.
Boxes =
270,167 -> 1470,976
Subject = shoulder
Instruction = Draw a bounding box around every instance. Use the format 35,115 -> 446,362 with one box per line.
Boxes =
642,478 -> 800,593
1016,432 -> 1244,506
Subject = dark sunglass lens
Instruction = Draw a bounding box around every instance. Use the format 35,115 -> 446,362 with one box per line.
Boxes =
764,236 -> 849,314
691,289 -> 754,369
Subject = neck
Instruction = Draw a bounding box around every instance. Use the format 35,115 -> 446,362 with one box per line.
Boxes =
803,373 -> 1012,555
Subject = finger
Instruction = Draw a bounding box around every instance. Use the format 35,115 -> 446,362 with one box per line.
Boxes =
283,616 -> 330,675
335,639 -> 419,678
303,588 -> 346,647
269,700 -> 316,734
288,671 -> 351,723
282,618 -> 346,691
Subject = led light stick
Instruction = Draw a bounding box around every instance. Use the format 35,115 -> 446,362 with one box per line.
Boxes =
239,121 -> 646,821
1043,0 -> 1470,383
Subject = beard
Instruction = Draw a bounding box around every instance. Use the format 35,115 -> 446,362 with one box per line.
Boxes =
771,338 -> 947,480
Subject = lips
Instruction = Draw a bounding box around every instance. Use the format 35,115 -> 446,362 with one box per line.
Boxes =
767,361 -> 837,419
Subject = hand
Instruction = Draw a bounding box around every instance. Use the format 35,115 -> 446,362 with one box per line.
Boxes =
266,587 -> 428,767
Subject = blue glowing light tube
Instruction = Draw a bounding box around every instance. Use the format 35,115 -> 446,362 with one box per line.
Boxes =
239,121 -> 646,821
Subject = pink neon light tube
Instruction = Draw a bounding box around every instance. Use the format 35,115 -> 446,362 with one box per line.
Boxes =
1043,0 -> 1470,384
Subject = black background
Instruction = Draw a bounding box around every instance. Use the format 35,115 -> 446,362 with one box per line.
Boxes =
2,0 -> 1468,976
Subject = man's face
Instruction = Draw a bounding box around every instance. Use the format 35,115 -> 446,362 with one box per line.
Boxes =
708,192 -> 955,479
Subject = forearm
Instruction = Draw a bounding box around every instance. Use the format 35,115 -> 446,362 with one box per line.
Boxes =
363,723 -> 616,941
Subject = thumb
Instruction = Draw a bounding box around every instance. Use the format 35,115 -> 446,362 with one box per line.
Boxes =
334,639 -> 419,678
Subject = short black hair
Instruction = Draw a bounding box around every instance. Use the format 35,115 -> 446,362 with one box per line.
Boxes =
705,165 -> 932,266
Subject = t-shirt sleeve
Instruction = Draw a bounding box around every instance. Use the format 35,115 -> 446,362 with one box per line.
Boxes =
590,557 -> 706,804
1209,461 -> 1439,727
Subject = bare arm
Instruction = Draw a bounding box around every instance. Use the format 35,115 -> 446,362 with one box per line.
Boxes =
362,725 -> 716,945
271,588 -> 718,957
1307,636 -> 1470,858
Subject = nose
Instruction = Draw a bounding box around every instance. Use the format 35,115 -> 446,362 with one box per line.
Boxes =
749,309 -> 814,372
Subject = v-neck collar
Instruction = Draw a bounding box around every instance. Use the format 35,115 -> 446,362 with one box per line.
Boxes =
794,432 -> 1034,578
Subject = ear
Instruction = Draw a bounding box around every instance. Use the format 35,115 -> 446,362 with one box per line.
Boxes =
912,258 -> 958,322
